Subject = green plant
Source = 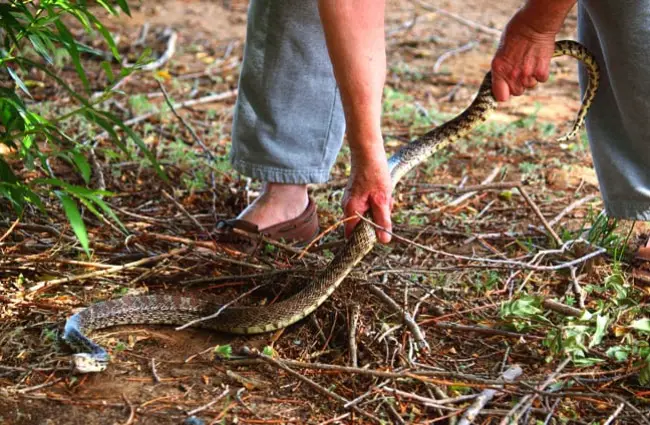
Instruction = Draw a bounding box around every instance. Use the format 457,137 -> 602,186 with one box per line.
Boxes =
512,102 -> 541,130
382,87 -> 451,132
128,93 -> 156,116
0,0 -> 163,255
214,344 -> 233,359
518,161 -> 539,176
501,277 -> 650,384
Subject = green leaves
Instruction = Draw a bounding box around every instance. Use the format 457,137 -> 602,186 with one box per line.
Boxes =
55,191 -> 90,256
630,318 -> 650,333
0,157 -> 44,212
114,0 -> 131,16
0,0 -> 170,255
499,296 -> 548,332
51,12 -> 89,92
0,87 -> 27,138
589,314 -> 609,348
71,151 -> 92,184
501,296 -> 542,318
641,355 -> 650,385
7,65 -> 31,97
37,178 -> 128,255
214,345 -> 233,359
606,346 -> 630,362
0,4 -> 23,48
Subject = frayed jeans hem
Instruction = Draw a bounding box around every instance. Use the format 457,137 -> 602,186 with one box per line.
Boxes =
604,200 -> 650,221
231,158 -> 331,185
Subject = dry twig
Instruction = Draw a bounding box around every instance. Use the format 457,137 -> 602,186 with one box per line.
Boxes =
499,358 -> 570,425
12,377 -> 64,394
433,166 -> 501,213
175,283 -> 268,330
428,322 -> 539,340
603,403 -> 625,425
549,194 -> 598,228
349,304 -> 361,367
458,365 -> 523,425
227,357 -> 527,385
0,216 -> 21,244
128,29 -> 177,71
94,90 -> 237,142
386,13 -> 419,37
161,189 -> 210,235
384,387 -> 465,411
541,298 -> 583,317
357,215 -> 606,272
150,358 -> 161,384
245,348 -> 382,423
157,80 -> 220,166
433,40 -> 479,73
26,247 -> 189,296
186,387 -> 230,416
369,278 -> 430,351
456,182 -> 562,245
121,393 -> 136,425
569,266 -> 586,308
411,0 -> 501,37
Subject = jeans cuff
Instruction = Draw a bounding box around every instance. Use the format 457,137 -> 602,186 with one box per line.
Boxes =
231,158 -> 331,184
604,199 -> 650,221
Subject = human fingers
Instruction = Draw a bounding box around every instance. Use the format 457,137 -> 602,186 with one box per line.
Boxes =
343,193 -> 366,240
491,73 -> 511,102
533,58 -> 551,83
369,192 -> 392,244
522,75 -> 538,89
491,57 -> 526,98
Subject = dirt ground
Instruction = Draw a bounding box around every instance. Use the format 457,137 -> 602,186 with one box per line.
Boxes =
1,0 -> 649,424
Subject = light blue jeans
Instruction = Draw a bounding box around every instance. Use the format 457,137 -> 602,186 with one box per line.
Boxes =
230,0 -> 344,184
578,0 -> 650,220
230,0 -> 650,220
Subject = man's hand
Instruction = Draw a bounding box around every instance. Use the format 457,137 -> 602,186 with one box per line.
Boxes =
319,0 -> 391,243
491,0 -> 576,102
342,144 -> 393,244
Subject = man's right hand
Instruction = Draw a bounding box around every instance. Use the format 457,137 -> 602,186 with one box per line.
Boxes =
342,142 -> 393,244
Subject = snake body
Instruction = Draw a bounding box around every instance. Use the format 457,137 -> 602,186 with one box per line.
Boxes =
63,40 -> 599,373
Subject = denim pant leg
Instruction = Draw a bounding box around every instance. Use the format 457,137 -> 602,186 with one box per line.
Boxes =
230,0 -> 346,184
578,1 -> 650,220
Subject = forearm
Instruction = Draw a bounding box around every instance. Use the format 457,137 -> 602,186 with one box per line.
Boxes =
318,0 -> 386,160
519,0 -> 577,33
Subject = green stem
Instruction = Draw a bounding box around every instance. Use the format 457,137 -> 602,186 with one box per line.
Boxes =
0,56 -> 17,66
7,5 -> 46,56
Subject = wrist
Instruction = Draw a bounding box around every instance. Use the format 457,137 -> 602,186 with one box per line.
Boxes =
519,0 -> 576,34
347,130 -> 386,163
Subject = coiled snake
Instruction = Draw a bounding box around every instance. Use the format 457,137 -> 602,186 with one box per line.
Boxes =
63,40 -> 599,373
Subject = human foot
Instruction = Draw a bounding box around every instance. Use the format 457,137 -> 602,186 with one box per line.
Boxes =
237,183 -> 309,230
214,183 -> 319,252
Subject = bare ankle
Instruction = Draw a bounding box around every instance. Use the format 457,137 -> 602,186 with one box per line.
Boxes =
263,182 -> 308,195
262,183 -> 308,206
236,182 -> 309,228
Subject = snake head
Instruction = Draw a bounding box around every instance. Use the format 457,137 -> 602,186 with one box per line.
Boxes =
71,353 -> 109,373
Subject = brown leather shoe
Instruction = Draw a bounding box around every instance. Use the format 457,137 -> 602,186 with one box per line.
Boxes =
214,197 -> 319,254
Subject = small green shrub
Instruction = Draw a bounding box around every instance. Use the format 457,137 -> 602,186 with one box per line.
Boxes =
0,0 -> 163,254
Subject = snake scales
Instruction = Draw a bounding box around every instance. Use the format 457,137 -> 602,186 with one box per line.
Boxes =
63,40 -> 600,373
